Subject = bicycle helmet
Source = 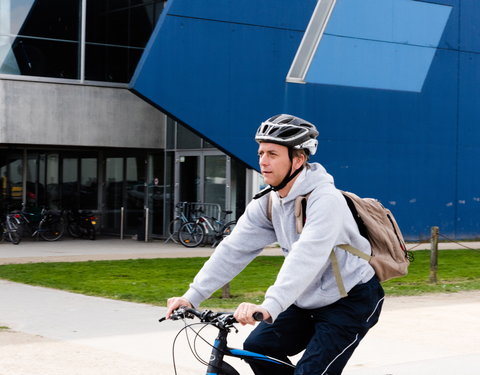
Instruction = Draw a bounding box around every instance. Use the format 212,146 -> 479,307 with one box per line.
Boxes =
255,114 -> 319,156
253,114 -> 319,199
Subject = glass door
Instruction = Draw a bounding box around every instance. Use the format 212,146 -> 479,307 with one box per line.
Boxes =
204,155 -> 226,208
175,151 -> 228,212
104,157 -> 124,233
178,155 -> 201,203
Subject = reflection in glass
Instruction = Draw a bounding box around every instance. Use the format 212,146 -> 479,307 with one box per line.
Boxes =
0,36 -> 79,78
204,155 -> 226,208
0,152 -> 23,211
46,154 -> 59,209
81,158 -> 98,209
126,156 -> 146,236
0,0 -> 80,78
62,158 -> 78,209
0,0 -> 165,82
105,157 -> 124,232
147,154 -> 165,236
85,43 -> 142,82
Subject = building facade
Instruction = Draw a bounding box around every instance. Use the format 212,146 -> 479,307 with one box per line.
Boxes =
0,0 -> 249,239
3,0 -> 480,240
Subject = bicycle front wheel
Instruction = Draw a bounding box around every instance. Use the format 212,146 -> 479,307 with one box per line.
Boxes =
5,217 -> 21,245
167,218 -> 183,242
178,222 -> 205,247
222,220 -> 237,238
39,216 -> 65,241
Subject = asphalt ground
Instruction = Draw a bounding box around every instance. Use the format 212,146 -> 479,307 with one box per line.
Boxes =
0,237 -> 479,374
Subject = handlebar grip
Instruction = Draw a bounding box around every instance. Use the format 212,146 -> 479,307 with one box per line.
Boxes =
252,312 -> 264,321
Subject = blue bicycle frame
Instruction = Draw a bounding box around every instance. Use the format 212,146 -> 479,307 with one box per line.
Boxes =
206,324 -> 294,375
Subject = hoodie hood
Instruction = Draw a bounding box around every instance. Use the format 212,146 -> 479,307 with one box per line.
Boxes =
281,162 -> 335,203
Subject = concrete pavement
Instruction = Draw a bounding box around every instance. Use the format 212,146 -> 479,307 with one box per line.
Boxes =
0,237 -> 479,374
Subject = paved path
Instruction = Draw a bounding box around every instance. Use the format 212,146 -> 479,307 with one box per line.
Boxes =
0,238 -> 479,374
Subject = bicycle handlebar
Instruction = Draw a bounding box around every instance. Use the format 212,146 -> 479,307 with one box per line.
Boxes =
160,306 -> 264,326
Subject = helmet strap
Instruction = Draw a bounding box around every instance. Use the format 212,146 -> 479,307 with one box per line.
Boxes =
253,164 -> 304,200
272,164 -> 304,192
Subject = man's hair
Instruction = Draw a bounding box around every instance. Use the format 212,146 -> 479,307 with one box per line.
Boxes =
291,148 -> 309,166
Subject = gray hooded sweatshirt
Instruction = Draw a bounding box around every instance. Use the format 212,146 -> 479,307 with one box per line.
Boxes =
183,162 -> 375,322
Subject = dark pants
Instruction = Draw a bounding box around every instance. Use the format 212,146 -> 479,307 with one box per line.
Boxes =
243,276 -> 384,375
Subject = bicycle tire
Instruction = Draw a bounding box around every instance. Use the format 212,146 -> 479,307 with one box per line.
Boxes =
167,218 -> 183,241
5,217 -> 21,245
178,221 -> 205,247
67,222 -> 82,238
39,216 -> 65,241
7,230 -> 21,245
86,223 -> 96,240
222,220 -> 237,238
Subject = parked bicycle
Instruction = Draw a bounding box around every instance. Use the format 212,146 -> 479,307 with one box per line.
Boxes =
166,202 -> 192,243
66,209 -> 97,240
161,306 -> 294,375
13,208 -> 65,241
178,209 -> 236,248
1,212 -> 21,244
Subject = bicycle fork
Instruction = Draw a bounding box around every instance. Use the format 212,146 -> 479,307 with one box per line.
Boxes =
206,329 -> 239,375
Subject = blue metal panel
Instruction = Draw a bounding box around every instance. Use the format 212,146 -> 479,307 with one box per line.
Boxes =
457,52 -> 480,238
460,0 -> 480,53
168,0 -> 317,31
131,0 -> 480,239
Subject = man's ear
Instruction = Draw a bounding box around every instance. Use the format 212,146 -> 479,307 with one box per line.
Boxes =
292,154 -> 306,170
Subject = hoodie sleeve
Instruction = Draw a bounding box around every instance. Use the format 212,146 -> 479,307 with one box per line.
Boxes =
183,196 -> 277,308
261,190 -> 344,321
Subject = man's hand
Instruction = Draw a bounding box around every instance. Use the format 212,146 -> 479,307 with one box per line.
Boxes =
234,302 -> 271,326
166,297 -> 193,319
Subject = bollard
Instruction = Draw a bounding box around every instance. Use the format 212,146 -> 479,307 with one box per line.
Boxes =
120,207 -> 125,240
222,283 -> 231,299
430,226 -> 439,283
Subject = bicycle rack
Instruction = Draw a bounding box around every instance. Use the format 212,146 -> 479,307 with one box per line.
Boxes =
164,202 -> 223,244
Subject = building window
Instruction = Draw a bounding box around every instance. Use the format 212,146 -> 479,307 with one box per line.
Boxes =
0,0 -> 166,83
85,0 -> 165,83
0,0 -> 81,79
286,0 -> 337,83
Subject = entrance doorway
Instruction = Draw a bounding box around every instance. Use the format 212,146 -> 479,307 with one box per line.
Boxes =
175,151 -> 231,212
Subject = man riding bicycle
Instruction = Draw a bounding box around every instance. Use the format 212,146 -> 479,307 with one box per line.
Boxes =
166,114 -> 384,375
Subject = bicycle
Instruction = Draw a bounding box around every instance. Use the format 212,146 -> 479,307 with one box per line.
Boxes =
165,202 -> 192,244
178,209 -> 236,248
160,306 -> 295,375
13,208 -> 65,241
1,212 -> 22,244
66,209 -> 97,240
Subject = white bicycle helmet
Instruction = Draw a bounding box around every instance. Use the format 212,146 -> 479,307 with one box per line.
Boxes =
255,114 -> 319,156
253,114 -> 319,199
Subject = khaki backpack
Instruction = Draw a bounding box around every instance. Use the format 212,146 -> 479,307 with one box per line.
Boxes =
266,190 -> 411,297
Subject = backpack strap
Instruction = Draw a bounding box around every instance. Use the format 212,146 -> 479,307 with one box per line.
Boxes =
337,244 -> 372,262
266,190 -> 371,298
266,191 -> 312,234
329,245 -> 371,299
329,250 -> 348,297
266,192 -> 273,222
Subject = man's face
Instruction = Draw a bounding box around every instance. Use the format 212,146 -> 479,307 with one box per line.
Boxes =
257,142 -> 292,187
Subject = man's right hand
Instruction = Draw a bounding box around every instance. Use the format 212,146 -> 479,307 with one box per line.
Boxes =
166,297 -> 193,319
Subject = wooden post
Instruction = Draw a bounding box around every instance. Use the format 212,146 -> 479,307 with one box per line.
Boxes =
222,283 -> 231,299
430,226 -> 439,284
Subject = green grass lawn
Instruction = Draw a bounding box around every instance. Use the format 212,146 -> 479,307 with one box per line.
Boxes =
0,250 -> 478,310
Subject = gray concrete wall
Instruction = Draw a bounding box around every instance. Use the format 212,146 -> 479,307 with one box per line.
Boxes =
0,78 -> 166,149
